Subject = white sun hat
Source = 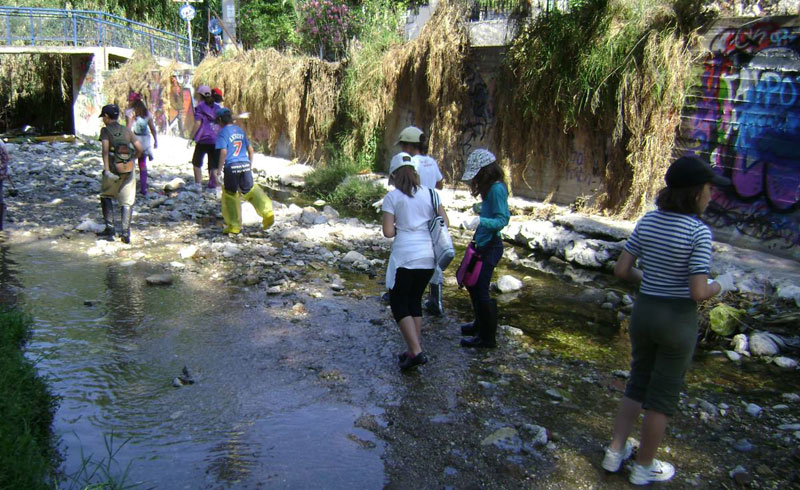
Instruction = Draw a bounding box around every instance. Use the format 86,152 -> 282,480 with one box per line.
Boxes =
461,149 -> 496,181
389,152 -> 417,175
395,126 -> 424,145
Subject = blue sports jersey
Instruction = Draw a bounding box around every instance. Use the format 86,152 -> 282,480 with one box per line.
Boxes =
215,124 -> 251,173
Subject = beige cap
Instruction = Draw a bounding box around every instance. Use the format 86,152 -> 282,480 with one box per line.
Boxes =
395,126 -> 424,145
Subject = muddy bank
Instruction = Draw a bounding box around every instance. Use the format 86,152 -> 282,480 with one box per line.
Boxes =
2,137 -> 799,488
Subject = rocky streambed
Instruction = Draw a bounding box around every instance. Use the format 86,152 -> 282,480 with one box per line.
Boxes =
2,136 -> 799,488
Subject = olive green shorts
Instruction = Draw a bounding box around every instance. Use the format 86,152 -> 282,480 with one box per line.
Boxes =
624,293 -> 698,417
100,171 -> 135,206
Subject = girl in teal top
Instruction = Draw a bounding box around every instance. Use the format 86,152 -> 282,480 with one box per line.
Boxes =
458,149 -> 509,348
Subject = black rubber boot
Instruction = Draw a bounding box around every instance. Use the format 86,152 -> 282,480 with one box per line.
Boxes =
0,203 -> 6,231
460,296 -> 480,335
424,283 -> 444,316
460,300 -> 497,348
96,197 -> 115,240
120,205 -> 132,244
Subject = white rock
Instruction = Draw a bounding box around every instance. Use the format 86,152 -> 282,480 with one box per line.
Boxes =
170,261 -> 186,269
119,260 -> 136,267
749,332 -> 780,357
222,244 -> 241,258
777,284 -> 800,307
178,245 -> 198,259
164,177 -> 185,191
241,202 -> 263,226
502,325 -> 524,336
778,423 -> 800,431
341,251 -> 367,263
774,357 -> 798,369
75,219 -> 106,233
732,334 -> 749,355
782,393 -> 800,402
496,275 -> 523,293
745,403 -> 762,417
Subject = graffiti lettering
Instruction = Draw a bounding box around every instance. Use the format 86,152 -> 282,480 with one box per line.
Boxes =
684,20 -> 800,248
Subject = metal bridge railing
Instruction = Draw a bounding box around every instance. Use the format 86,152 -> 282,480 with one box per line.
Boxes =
0,6 -> 205,65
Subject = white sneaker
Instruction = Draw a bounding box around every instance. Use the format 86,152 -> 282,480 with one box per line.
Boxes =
629,459 -> 675,485
601,440 -> 633,472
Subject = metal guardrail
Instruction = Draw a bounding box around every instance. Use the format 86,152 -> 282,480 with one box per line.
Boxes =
0,6 -> 205,65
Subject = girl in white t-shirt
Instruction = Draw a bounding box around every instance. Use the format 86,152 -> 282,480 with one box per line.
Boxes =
381,152 -> 448,371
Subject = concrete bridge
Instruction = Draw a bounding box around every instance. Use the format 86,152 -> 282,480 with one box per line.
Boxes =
0,6 -> 204,136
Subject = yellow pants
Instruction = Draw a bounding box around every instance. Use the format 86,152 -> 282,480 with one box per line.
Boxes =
221,186 -> 274,234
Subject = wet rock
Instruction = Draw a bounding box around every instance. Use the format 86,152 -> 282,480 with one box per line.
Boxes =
481,427 -> 519,449
576,287 -> 606,304
495,275 -> 523,293
621,294 -> 633,305
732,334 -> 749,355
146,274 -> 174,286
774,356 -> 798,369
750,332 -> 780,356
745,403 -> 762,417
330,283 -> 345,292
179,366 -> 195,385
600,302 -> 614,310
605,291 -> 621,305
545,388 -> 564,401
725,350 -> 741,362
733,439 -> 753,452
782,393 -> 800,403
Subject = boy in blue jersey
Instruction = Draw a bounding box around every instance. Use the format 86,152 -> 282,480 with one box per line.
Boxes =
214,108 -> 274,234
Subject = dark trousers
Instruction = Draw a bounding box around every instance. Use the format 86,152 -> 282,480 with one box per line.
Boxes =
466,237 -> 503,304
390,267 -> 434,322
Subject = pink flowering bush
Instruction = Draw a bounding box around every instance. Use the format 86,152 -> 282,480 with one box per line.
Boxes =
298,0 -> 353,60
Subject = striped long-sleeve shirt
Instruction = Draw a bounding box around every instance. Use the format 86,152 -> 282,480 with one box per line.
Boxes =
624,210 -> 712,299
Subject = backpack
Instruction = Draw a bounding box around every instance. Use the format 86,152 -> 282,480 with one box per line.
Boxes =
108,125 -> 135,174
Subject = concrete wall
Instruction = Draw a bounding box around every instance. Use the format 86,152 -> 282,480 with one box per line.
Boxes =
71,51 -> 105,137
680,16 -> 800,259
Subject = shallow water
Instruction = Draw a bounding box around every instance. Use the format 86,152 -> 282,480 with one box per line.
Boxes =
10,240 -> 385,488
4,233 -> 798,488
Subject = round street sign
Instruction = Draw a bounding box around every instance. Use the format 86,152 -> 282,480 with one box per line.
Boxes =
179,4 -> 196,21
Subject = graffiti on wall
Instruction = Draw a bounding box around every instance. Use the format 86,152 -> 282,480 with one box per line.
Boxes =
683,20 -> 800,249
459,64 -> 494,159
73,55 -> 103,135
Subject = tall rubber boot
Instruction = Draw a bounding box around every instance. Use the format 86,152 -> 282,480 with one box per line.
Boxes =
424,283 -> 444,316
138,157 -> 148,196
243,185 -> 274,229
221,190 -> 242,234
460,295 -> 480,335
96,197 -> 115,241
207,166 -> 218,189
460,300 -> 497,348
0,203 -> 6,231
120,205 -> 132,244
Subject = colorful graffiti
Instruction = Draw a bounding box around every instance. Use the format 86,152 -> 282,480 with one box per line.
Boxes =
683,19 -> 800,250
73,54 -> 103,135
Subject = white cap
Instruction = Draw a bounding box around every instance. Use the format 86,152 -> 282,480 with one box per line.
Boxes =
389,152 -> 417,175
395,126 -> 424,145
461,149 -> 496,181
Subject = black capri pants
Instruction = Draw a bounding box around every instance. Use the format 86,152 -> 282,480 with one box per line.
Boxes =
390,267 -> 434,322
192,143 -> 220,169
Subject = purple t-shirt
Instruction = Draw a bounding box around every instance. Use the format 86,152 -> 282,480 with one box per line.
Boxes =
193,102 -> 221,144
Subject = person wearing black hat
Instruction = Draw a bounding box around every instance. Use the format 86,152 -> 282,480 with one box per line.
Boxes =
602,156 -> 734,485
97,104 -> 143,243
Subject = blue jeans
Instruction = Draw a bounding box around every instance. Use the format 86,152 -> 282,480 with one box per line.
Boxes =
466,237 -> 503,304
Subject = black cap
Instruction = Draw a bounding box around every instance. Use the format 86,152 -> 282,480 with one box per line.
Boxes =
665,156 -> 731,188
99,104 -> 120,119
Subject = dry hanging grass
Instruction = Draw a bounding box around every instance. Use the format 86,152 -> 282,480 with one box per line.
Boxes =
193,49 -> 343,159
342,0 -> 470,175
602,29 -> 700,218
103,51 -> 180,117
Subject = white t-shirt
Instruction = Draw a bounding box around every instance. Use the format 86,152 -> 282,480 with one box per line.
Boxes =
381,186 -> 435,286
414,155 -> 443,189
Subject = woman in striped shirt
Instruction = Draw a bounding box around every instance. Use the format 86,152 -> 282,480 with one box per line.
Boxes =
602,156 -> 734,485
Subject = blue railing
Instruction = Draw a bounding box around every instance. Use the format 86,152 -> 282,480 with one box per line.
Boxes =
0,6 -> 205,65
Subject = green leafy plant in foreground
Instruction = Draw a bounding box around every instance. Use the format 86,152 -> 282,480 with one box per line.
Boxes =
0,308 -> 58,490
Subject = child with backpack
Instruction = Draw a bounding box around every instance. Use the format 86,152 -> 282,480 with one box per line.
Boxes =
97,104 -> 143,244
214,107 -> 274,234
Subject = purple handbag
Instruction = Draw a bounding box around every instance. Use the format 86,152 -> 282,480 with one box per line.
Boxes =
456,242 -> 483,288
